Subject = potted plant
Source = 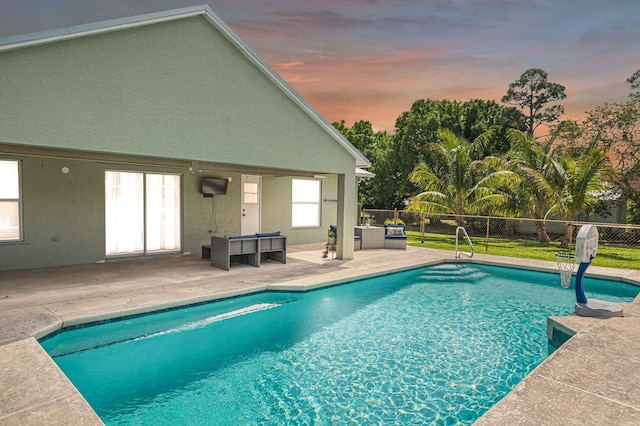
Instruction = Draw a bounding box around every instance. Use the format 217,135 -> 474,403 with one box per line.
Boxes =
361,213 -> 373,228
328,229 -> 336,244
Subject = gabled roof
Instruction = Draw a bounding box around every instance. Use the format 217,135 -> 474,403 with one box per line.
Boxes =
0,5 -> 370,169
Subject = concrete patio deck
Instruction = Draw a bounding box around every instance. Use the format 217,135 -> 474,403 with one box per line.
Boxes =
1,244 -> 639,425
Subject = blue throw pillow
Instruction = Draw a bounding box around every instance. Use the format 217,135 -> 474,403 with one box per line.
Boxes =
229,234 -> 258,239
257,232 -> 281,237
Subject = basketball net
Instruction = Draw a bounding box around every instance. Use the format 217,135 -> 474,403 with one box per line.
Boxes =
555,252 -> 577,288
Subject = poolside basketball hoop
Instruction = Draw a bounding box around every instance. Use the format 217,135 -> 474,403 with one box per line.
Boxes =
555,252 -> 577,288
572,225 -> 623,318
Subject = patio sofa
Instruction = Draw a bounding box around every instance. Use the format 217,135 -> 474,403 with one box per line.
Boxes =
384,225 -> 407,250
204,233 -> 286,271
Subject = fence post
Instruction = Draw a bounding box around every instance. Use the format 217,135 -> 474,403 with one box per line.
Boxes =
568,223 -> 574,254
485,217 -> 490,252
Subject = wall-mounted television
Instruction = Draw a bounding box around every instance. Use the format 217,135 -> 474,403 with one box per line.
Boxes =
201,178 -> 228,197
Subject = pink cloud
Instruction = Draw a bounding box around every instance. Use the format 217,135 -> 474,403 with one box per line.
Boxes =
262,46 -> 520,131
273,61 -> 319,83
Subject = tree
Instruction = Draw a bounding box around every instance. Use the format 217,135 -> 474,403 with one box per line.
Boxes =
406,129 -> 518,225
502,68 -> 566,136
385,99 -> 526,208
628,68 -> 640,98
332,120 -> 393,208
387,99 -> 466,208
582,97 -> 640,209
333,120 -> 376,158
460,99 -> 527,154
506,129 -> 561,242
550,135 -> 611,247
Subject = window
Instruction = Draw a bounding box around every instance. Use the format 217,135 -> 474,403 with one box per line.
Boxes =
292,179 -> 321,227
243,182 -> 259,204
0,160 -> 21,241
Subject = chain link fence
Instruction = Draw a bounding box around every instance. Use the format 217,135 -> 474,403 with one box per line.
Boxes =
362,209 -> 640,268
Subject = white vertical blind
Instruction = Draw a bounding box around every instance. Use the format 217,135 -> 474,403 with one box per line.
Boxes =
0,160 -> 19,198
105,171 -> 181,256
146,173 -> 181,252
292,179 -> 321,227
105,171 -> 144,255
0,160 -> 21,241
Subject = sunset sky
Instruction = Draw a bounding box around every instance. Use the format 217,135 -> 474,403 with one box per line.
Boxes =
1,0 -> 639,132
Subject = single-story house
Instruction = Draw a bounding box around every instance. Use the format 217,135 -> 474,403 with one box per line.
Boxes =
0,5 -> 370,271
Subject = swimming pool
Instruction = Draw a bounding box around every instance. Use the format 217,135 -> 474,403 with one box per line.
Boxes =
40,264 -> 639,425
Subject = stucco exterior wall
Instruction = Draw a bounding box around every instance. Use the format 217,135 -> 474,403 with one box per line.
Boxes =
0,155 -> 342,271
261,175 -> 339,245
1,156 -> 106,270
0,16 -> 356,174
0,11 -> 361,270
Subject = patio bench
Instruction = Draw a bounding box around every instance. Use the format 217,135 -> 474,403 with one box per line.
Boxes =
206,233 -> 286,271
257,233 -> 287,265
384,225 -> 407,250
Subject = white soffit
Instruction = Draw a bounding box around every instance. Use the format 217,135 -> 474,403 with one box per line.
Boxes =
356,167 -> 375,178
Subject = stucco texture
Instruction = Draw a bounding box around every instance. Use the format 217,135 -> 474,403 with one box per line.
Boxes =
0,11 -> 359,270
0,16 -> 356,173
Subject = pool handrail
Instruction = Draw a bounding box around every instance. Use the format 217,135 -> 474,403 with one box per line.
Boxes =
455,226 -> 474,258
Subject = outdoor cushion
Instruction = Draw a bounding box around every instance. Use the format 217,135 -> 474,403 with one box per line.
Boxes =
385,235 -> 407,240
257,232 -> 281,237
228,234 -> 258,239
385,225 -> 405,236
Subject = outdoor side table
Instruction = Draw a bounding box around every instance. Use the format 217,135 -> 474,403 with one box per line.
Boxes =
355,226 -> 385,249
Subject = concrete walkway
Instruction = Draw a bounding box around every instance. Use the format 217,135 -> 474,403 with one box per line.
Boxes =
1,245 -> 639,425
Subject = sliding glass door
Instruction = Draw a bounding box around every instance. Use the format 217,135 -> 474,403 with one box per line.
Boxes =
105,171 -> 181,256
105,171 -> 144,255
145,173 -> 181,252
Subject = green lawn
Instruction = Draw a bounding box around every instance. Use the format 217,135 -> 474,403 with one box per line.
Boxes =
405,230 -> 640,270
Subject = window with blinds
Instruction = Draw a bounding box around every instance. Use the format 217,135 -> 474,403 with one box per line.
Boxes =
292,179 -> 321,227
0,160 -> 21,241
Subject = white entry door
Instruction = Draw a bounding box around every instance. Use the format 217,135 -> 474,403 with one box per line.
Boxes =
241,174 -> 261,235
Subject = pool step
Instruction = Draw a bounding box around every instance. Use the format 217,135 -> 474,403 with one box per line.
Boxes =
419,265 -> 489,283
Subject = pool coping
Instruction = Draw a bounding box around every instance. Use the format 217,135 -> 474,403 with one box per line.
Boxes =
2,248 -> 640,425
30,256 -> 640,337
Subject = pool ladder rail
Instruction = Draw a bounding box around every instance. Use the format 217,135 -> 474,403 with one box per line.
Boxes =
455,226 -> 474,259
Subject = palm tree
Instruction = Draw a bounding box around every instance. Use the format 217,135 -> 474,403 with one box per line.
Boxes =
506,129 -> 562,243
406,129 -> 518,225
550,134 -> 611,248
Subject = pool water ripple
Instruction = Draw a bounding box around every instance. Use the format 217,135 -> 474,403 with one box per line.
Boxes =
40,264 -> 639,425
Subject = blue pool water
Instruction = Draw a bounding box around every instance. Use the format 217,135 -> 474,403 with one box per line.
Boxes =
41,264 -> 639,425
